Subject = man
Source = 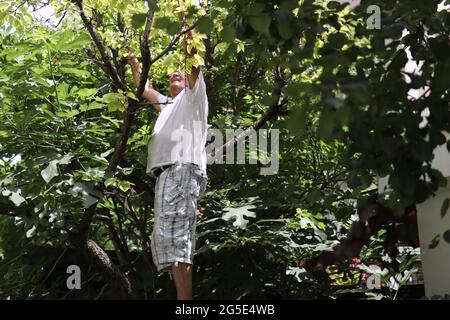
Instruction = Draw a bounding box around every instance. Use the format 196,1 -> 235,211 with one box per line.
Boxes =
127,29 -> 208,300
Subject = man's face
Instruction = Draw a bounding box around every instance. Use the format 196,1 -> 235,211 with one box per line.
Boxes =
169,71 -> 185,97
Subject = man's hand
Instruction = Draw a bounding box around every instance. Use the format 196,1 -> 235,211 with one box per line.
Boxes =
182,30 -> 200,89
126,48 -> 139,66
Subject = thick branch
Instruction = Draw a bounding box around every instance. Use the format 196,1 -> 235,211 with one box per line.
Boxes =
84,238 -> 134,298
69,0 -> 140,298
73,0 -> 126,91
137,0 -> 155,98
98,208 -> 132,268
107,1 -> 157,171
65,209 -> 135,298
84,47 -> 110,75
106,99 -> 139,171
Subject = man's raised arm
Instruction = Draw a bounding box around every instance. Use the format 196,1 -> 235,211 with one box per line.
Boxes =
179,10 -> 200,89
127,49 -> 163,112
183,30 -> 200,90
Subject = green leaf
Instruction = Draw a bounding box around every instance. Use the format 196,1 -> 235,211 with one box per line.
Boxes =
26,226 -> 37,238
104,177 -> 117,187
56,109 -> 80,119
122,167 -> 133,175
58,154 -> 73,165
8,189 -> 26,206
118,180 -> 132,192
277,21 -> 294,40
275,9 -> 294,40
101,92 -> 117,103
69,182 -> 101,208
127,92 -> 139,101
77,88 -> 98,97
191,54 -> 205,67
153,16 -> 171,29
237,41 -> 245,52
429,168 -> 448,188
59,67 -> 90,77
197,16 -> 214,34
131,13 -> 148,29
107,99 -> 124,112
64,33 -> 91,51
40,155 -> 72,183
82,101 -> 104,111
55,29 -> 74,51
317,109 -> 335,141
261,95 -> 278,106
41,160 -> 59,183
84,167 -> 105,180
243,3 -> 265,15
328,32 -> 348,49
280,0 -> 298,10
153,16 -> 179,35
307,190 -> 322,203
56,82 -> 70,100
222,205 -> 256,228
249,15 -> 271,33
284,82 -> 303,97
100,92 -> 125,112
147,0 -> 158,11
327,1 -> 344,10
166,22 -> 180,35
220,25 -> 235,43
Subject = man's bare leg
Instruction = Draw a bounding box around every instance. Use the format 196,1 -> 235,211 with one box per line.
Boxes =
171,262 -> 192,300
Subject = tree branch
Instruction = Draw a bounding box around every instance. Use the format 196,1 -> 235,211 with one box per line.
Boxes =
69,0 -> 142,298
137,0 -> 156,98
72,0 -> 126,92
84,238 -> 134,298
84,47 -> 109,74
98,207 -> 132,268
208,66 -> 287,162
106,99 -> 139,171
149,23 -> 197,65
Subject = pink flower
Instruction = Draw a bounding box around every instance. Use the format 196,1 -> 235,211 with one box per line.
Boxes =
349,258 -> 362,269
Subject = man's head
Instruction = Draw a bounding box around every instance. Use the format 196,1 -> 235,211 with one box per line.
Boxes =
169,70 -> 185,98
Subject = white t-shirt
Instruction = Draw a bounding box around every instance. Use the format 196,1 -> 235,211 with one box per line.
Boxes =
146,70 -> 208,176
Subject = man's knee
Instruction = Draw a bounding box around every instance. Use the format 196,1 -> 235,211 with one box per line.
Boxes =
171,261 -> 192,272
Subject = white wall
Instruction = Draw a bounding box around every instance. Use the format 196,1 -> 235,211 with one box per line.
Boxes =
378,137 -> 450,297
416,180 -> 450,297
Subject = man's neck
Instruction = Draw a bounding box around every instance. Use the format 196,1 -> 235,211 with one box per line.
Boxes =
171,89 -> 183,98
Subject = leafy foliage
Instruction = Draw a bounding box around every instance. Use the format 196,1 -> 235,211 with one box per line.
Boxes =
1,0 -> 447,299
